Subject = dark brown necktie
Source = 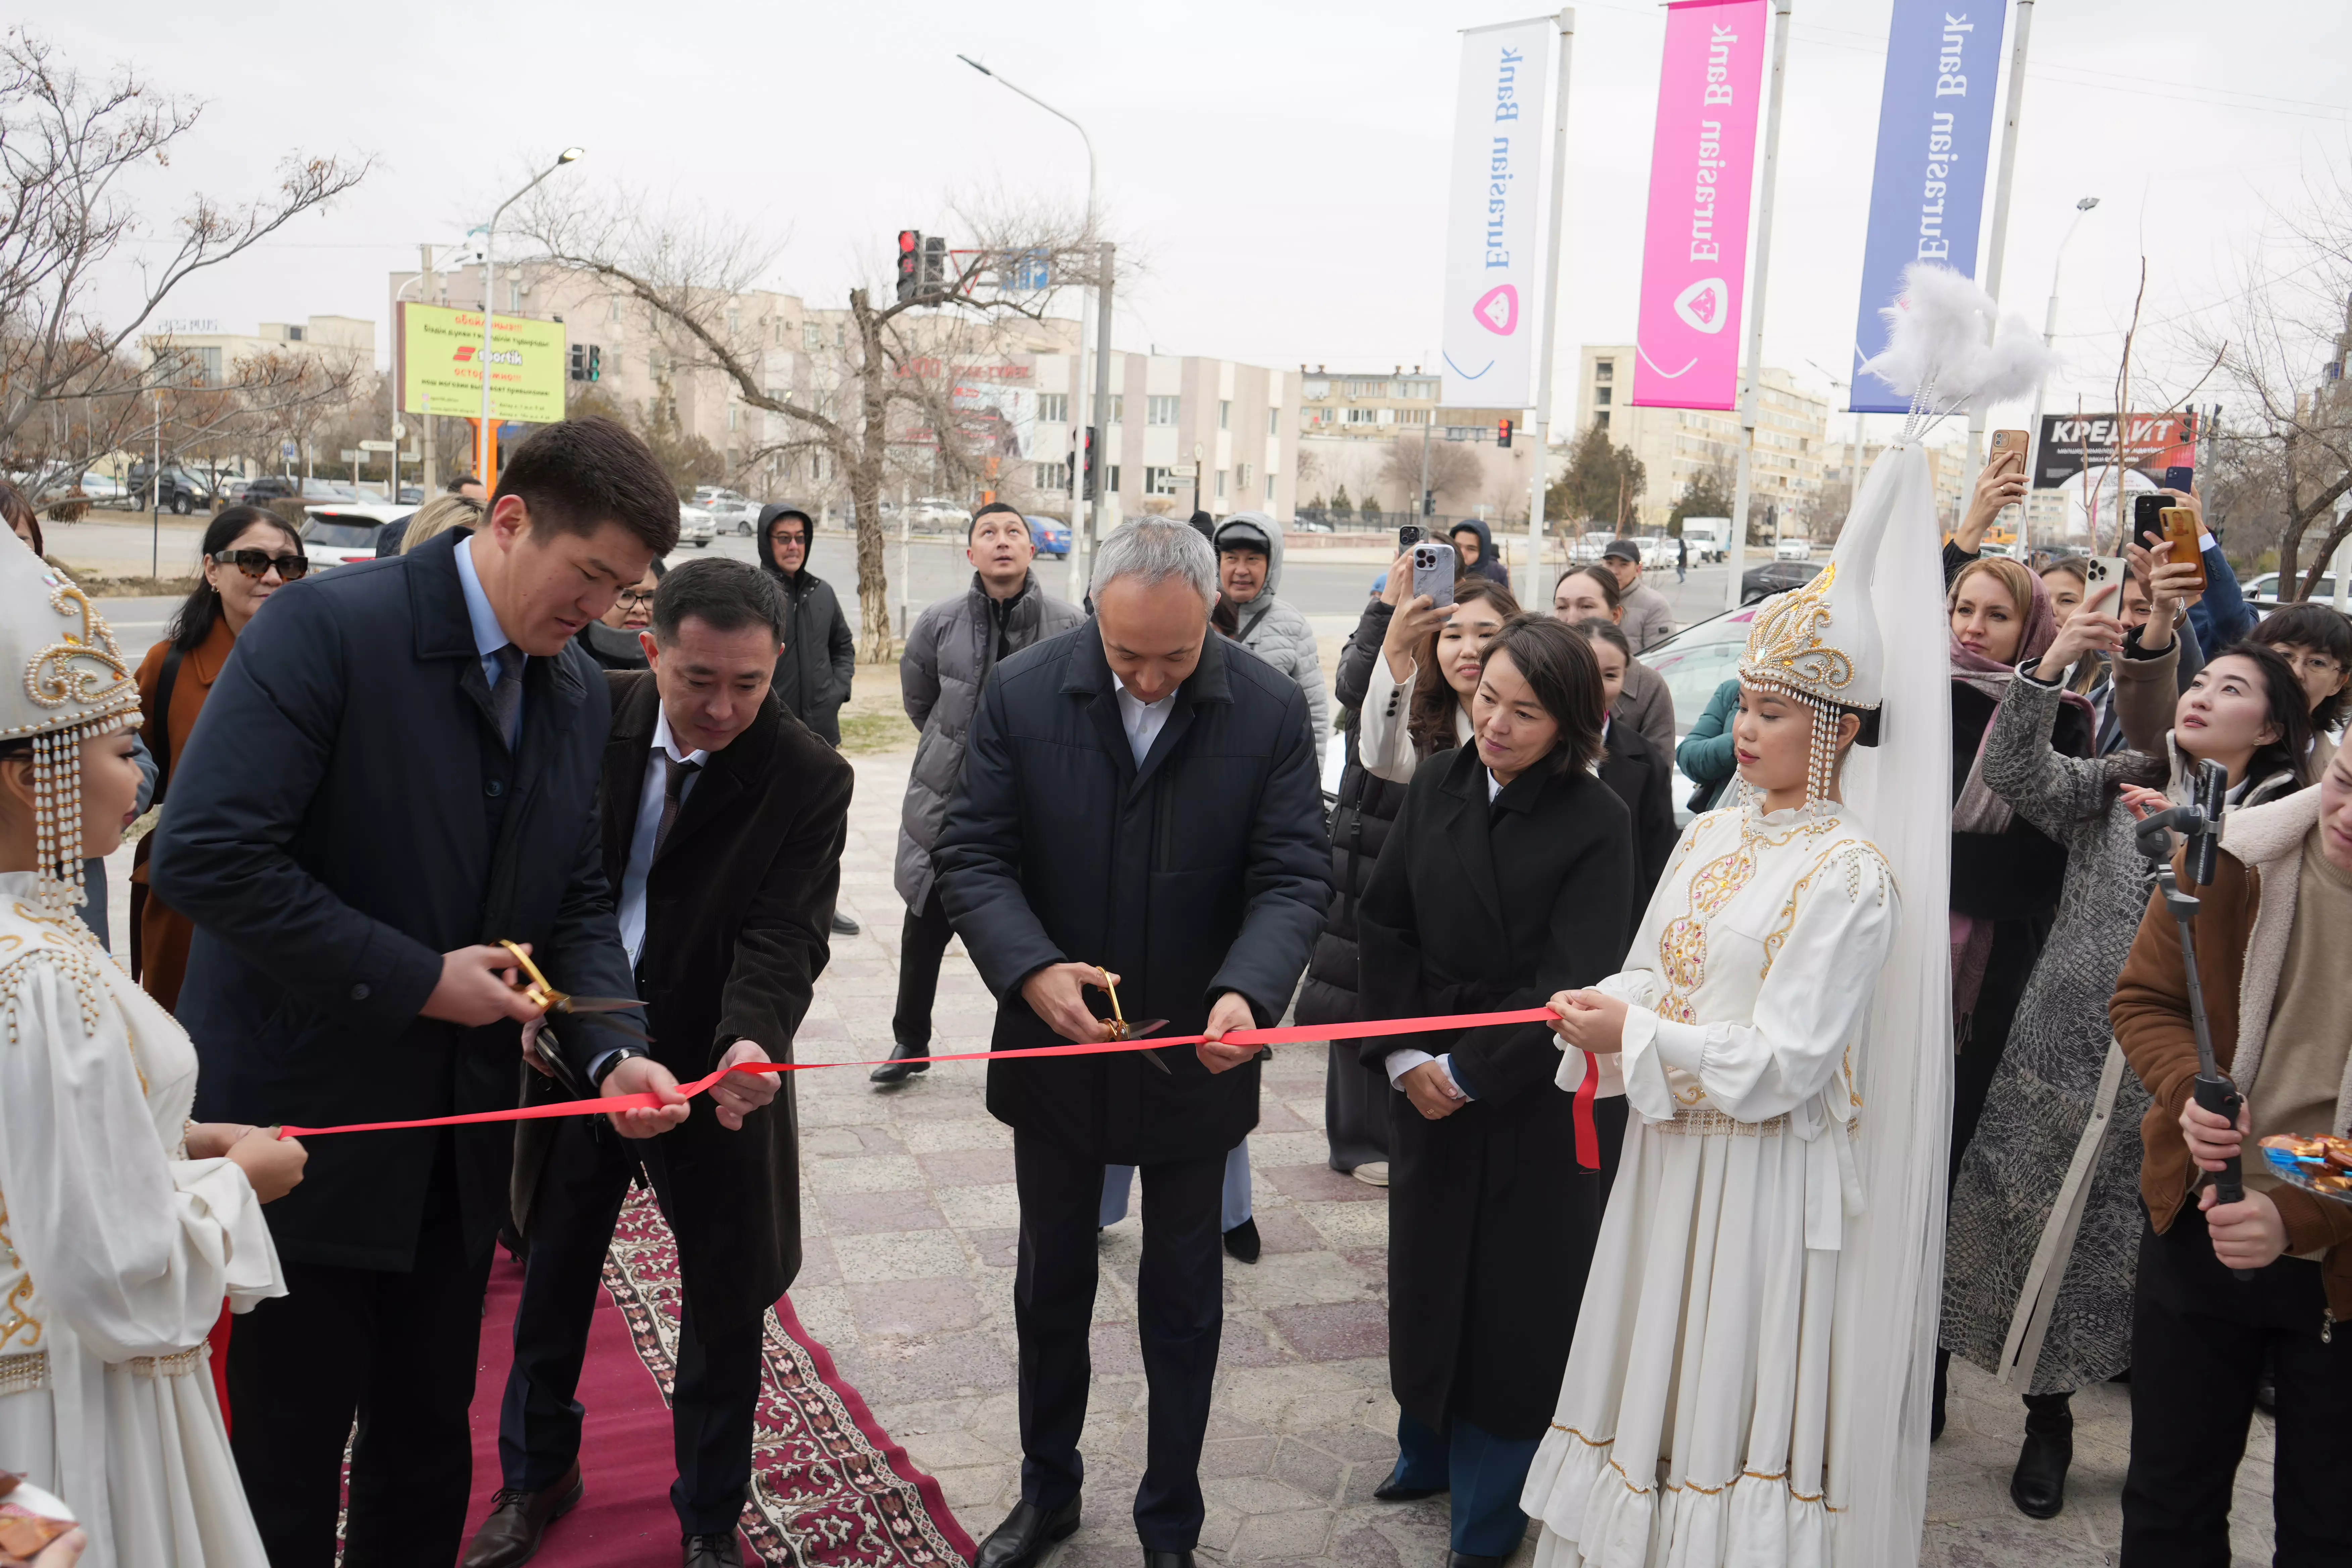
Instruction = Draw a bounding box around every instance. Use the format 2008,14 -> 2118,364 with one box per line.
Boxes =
651,752 -> 700,861
491,644 -> 524,749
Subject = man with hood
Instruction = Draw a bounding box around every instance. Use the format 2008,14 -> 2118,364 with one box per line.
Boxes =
1208,512 -> 1329,766
1449,518 -> 1512,587
757,503 -> 861,935
873,501 -> 1085,1084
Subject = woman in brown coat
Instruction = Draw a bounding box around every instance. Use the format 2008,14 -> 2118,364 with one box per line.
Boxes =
133,504 -> 307,1007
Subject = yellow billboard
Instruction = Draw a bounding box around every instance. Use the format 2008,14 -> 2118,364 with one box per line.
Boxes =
399,302 -> 566,424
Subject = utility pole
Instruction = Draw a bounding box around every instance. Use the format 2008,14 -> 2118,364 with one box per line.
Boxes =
419,243 -> 438,493
1966,0 -> 2036,483
1523,8 -> 1576,609
1083,242 -> 1115,587
1723,0 -> 1795,612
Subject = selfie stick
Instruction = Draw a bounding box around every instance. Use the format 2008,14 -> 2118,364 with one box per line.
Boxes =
2136,758 -> 2254,1279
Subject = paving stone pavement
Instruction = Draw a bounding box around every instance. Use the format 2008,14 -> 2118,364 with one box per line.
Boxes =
790,751 -> 2277,1568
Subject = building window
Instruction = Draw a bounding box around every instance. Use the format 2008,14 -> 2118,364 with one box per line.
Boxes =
1400,408 -> 1429,425
803,322 -> 822,351
608,352 -> 622,378
1595,358 -> 1614,382
1303,378 -> 1330,399
1107,464 -> 1122,491
1596,410 -> 1610,432
1237,461 -> 1254,488
728,405 -> 739,432
1596,386 -> 1612,406
1218,400 -> 1231,430
1147,395 -> 1180,426
1111,395 -> 1125,424
773,320 -> 784,346
609,300 -> 623,324
834,324 -> 845,348
1345,407 -> 1378,425
1269,408 -> 1280,435
1215,470 -> 1227,498
727,309 -> 740,337
1033,463 -> 1063,490
1144,466 -> 1179,495
1039,393 -> 1069,423
1266,470 -> 1276,500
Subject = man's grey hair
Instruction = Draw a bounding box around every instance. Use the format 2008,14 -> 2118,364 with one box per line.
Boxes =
1089,518 -> 1217,606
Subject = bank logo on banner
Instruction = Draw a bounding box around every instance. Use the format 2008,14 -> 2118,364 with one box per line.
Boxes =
1631,0 -> 1768,411
1850,2 -> 2008,413
1441,17 -> 1555,409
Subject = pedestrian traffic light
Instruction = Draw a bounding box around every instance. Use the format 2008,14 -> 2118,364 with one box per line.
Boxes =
896,231 -> 921,304
922,236 -> 946,294
1083,425 -> 1096,500
569,344 -> 585,381
1422,489 -> 1435,518
586,344 -> 601,382
1498,418 -> 1513,449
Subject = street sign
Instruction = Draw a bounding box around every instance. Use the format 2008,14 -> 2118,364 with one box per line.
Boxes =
391,422 -> 407,440
280,441 -> 299,461
1170,464 -> 1198,479
358,439 -> 396,453
339,448 -> 361,463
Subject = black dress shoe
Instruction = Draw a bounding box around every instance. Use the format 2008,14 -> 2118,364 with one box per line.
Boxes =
831,911 -> 862,936
1930,1346 -> 1949,1442
1448,1554 -> 1506,1568
1142,1553 -> 1198,1568
869,1039 -> 931,1085
2010,1392 -> 2072,1520
1372,1462 -> 1446,1503
974,1496 -> 1081,1568
1223,1217 -> 1261,1264
461,1463 -> 584,1567
683,1533 -> 743,1567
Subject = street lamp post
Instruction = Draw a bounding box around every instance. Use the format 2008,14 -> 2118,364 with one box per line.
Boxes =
2025,195 -> 2100,546
958,55 -> 1100,585
479,148 -> 584,486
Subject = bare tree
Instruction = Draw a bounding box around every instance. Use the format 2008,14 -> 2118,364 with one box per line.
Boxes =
1378,435 -> 1483,518
0,30 -> 369,502
515,186 -> 1106,660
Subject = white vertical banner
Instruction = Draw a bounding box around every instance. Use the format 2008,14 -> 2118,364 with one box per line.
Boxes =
1441,16 -> 1556,410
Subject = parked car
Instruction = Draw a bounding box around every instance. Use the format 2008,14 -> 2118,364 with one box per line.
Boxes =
1740,558 -> 1823,603
301,503 -> 411,569
675,502 -> 717,548
300,479 -> 358,502
1634,536 -> 1674,568
1773,536 -> 1815,561
126,462 -> 216,514
1634,601 -> 1769,827
1570,534 -> 1613,563
1023,515 -> 1071,557
2246,570 -> 2344,607
239,476 -> 303,505
692,486 -> 763,534
907,496 -> 972,531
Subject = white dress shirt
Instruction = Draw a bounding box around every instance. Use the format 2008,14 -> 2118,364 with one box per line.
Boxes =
617,706 -> 708,965
453,534 -> 514,685
1115,682 -> 1173,766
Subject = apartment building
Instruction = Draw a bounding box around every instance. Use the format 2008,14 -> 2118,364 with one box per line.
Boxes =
141,315 -> 376,389
1821,437 -> 1971,533
1571,346 -> 1830,532
1024,351 -> 1294,523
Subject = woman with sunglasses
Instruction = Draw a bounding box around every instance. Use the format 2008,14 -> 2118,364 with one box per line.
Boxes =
132,505 -> 307,1009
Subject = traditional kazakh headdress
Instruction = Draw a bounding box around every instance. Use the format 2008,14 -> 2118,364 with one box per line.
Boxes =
2,535 -> 143,915
1738,551 -> 1884,810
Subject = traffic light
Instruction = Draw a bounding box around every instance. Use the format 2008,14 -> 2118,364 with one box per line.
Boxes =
586,344 -> 601,382
1422,489 -> 1435,518
1083,425 -> 1096,500
1498,418 -> 1513,448
896,231 -> 921,304
569,344 -> 585,382
923,236 -> 946,294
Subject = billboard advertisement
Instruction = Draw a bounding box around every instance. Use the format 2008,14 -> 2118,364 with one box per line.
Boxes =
399,301 -> 566,424
1630,0 -> 1768,412
1440,16 -> 1556,410
1850,2 -> 2008,413
2032,412 -> 2200,489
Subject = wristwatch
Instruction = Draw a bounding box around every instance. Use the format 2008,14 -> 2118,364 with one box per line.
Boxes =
588,1046 -> 649,1087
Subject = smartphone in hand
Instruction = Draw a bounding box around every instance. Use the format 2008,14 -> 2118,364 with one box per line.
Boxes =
2132,492 -> 2173,553
1398,524 -> 1426,551
2160,508 -> 2207,591
1989,428 -> 2029,472
1411,542 -> 1456,608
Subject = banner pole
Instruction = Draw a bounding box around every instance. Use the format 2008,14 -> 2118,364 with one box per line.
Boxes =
1524,8 -> 1577,610
1966,0 -> 2037,488
1724,0 -> 1795,613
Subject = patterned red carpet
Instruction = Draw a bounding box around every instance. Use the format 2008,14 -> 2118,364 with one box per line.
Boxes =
459,1187 -> 976,1566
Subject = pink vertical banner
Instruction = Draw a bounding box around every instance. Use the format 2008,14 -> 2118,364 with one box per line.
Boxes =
1631,0 -> 1769,410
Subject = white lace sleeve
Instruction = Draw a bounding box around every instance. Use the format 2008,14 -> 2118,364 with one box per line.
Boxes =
0,948 -> 282,1361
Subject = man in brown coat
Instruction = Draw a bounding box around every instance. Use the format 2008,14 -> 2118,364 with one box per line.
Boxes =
466,558 -> 853,1568
2110,746 -> 2352,1565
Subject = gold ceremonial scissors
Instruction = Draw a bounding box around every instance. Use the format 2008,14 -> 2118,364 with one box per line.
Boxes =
499,940 -> 654,1044
1096,967 -> 1172,1073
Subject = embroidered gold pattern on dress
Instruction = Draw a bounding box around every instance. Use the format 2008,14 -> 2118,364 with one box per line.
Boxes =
1653,1107 -> 1790,1137
127,1344 -> 208,1377
0,1349 -> 47,1394
1551,1422 -> 1835,1509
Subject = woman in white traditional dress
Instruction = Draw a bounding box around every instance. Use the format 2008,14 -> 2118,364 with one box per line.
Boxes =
1519,432 -> 1960,1568
0,534 -> 307,1567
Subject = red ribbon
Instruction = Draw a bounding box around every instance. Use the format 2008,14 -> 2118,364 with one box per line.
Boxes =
277,1007 -> 1586,1142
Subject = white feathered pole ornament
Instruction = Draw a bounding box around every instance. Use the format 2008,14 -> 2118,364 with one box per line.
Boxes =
1859,262 -> 2057,430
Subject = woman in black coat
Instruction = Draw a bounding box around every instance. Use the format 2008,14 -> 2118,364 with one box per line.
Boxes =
1566,617 -> 1677,918
1356,616 -> 1633,1568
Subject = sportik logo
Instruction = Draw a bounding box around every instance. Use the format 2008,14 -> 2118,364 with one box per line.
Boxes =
1673,278 -> 1729,334
1473,284 -> 1520,337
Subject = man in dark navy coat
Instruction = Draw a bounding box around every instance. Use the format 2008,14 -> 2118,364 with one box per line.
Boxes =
934,518 -> 1330,1568
151,416 -> 680,1568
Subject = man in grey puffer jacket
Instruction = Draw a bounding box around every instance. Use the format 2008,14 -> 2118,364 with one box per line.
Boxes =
1212,512 -> 1330,766
874,502 -> 1085,1083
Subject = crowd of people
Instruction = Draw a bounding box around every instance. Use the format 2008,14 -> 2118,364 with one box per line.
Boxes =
0,415 -> 2348,1568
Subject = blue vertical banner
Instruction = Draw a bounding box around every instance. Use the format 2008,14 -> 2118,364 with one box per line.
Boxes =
1849,2 -> 2009,412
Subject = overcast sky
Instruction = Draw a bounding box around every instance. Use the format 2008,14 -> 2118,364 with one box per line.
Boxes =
45,0 -> 2352,435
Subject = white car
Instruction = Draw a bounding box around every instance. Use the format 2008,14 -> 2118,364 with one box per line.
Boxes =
1774,537 -> 1814,561
908,496 -> 972,531
301,503 -> 411,568
691,486 -> 763,535
676,503 -> 717,548
1634,536 -> 1674,569
2246,570 -> 2342,606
